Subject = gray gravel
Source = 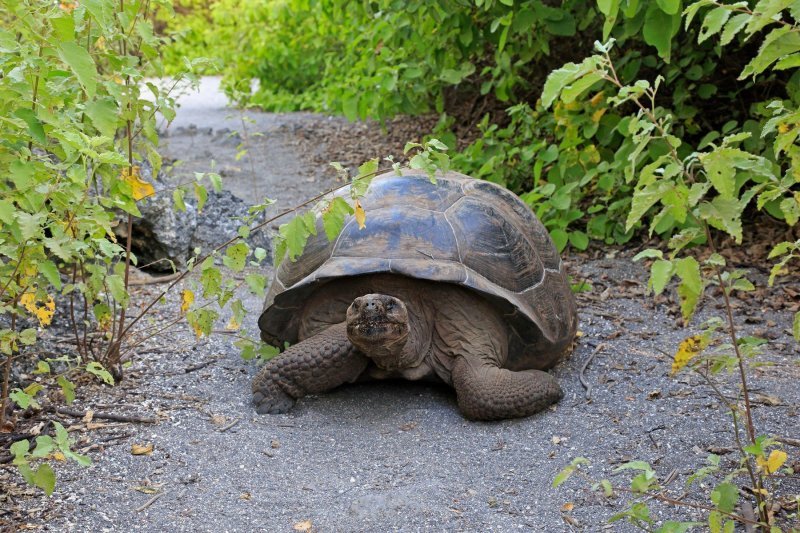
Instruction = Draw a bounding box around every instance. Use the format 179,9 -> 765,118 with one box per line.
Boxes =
5,78 -> 799,532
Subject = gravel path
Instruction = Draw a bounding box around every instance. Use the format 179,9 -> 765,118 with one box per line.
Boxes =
4,78 -> 799,532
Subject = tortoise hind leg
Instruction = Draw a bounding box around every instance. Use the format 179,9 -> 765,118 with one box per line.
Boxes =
252,323 -> 369,414
451,357 -> 563,421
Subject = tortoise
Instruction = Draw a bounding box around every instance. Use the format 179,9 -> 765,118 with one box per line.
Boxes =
252,170 -> 578,420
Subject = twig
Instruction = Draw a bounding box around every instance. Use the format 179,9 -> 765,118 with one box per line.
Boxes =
54,406 -> 157,424
775,436 -> 800,448
128,272 -> 182,286
218,418 -> 240,432
184,359 -> 216,373
135,491 -> 164,512
579,343 -> 605,401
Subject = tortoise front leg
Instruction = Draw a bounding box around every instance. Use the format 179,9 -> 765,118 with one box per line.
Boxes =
252,323 -> 369,414
451,356 -> 563,421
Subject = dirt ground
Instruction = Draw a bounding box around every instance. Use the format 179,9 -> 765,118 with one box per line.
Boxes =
1,77 -> 799,532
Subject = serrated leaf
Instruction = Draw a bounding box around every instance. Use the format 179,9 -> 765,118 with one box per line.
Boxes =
710,482 -> 738,513
84,98 -> 119,138
541,56 -> 602,109
245,273 -> 266,297
223,243 -> 249,272
675,256 -> 703,322
121,166 -> 155,201
672,334 -> 708,374
57,375 -> 75,404
279,215 -> 313,262
720,13 -> 749,46
106,274 -> 129,307
650,259 -> 674,295
200,267 -> 221,298
57,42 -> 97,97
357,158 -> 379,178
31,436 -> 54,458
322,197 -> 354,241
698,7 -> 731,43
187,308 -> 217,338
86,362 -> 114,385
39,260 -> 62,290
180,289 -> 194,314
756,449 -> 787,473
33,463 -> 56,496
740,26 -> 800,79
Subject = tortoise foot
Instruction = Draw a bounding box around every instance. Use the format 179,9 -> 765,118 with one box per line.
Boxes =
252,384 -> 296,414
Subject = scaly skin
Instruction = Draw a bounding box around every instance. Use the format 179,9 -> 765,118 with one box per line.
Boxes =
253,276 -> 564,420
251,323 -> 369,414
451,356 -> 563,421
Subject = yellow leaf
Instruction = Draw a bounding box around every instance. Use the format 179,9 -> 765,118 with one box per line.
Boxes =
590,91 -> 605,106
354,199 -> 366,230
226,315 -> 240,331
20,292 -> 55,326
121,166 -> 155,201
180,289 -> 194,314
52,451 -> 66,462
591,108 -> 607,123
134,486 -> 160,494
293,520 -> 313,532
131,443 -> 154,456
561,502 -> 574,512
190,320 -> 204,338
671,335 -> 707,374
757,450 -> 787,474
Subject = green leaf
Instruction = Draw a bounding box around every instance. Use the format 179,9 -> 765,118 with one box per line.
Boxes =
740,26 -> 800,79
39,260 -> 62,290
200,266 -> 222,298
656,0 -> 681,15
194,183 -> 208,212
173,188 -> 186,212
57,375 -> 76,404
279,214 -> 314,261
10,389 -> 33,409
541,56 -> 602,109
106,274 -> 129,307
245,273 -> 266,297
33,463 -> 56,496
84,98 -> 119,138
675,256 -> 703,322
550,228 -> 568,252
650,259 -> 674,295
720,13 -> 749,46
17,212 -> 46,240
0,199 -> 14,224
322,197 -> 354,241
657,521 -> 701,533
643,3 -> 681,62
31,436 -> 54,458
57,42 -> 97,98
710,482 -> 738,513
698,7 -> 731,43
86,362 -> 114,385
568,230 -> 589,250
13,109 -> 46,145
357,158 -> 379,178
793,311 -> 800,342
223,243 -> 249,272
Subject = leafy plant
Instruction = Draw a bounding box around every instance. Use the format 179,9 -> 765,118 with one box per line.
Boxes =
545,0 -> 800,529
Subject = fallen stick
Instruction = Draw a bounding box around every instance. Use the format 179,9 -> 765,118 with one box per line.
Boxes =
218,418 -> 240,432
55,406 -> 157,424
135,492 -> 165,512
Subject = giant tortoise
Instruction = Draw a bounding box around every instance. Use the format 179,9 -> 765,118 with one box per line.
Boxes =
252,170 -> 578,420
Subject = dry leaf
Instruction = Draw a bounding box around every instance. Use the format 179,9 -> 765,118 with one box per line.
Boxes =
121,166 -> 155,201
271,440 -> 281,449
210,415 -> 227,426
354,199 -> 366,230
131,443 -> 154,455
180,289 -> 194,314
240,492 -> 252,500
82,410 -> 94,424
757,450 -> 787,474
134,486 -> 160,494
52,452 -> 66,462
293,520 -> 313,532
19,292 -> 55,326
672,335 -> 708,374
561,502 -> 574,512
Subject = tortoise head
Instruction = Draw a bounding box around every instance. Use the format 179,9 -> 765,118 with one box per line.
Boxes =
346,293 -> 411,369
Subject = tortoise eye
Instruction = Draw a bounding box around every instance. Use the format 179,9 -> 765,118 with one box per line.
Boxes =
386,302 -> 395,310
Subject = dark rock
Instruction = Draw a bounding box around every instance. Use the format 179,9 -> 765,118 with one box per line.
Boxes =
117,161 -> 271,271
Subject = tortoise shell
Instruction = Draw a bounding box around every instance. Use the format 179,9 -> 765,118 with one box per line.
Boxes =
258,170 -> 578,371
